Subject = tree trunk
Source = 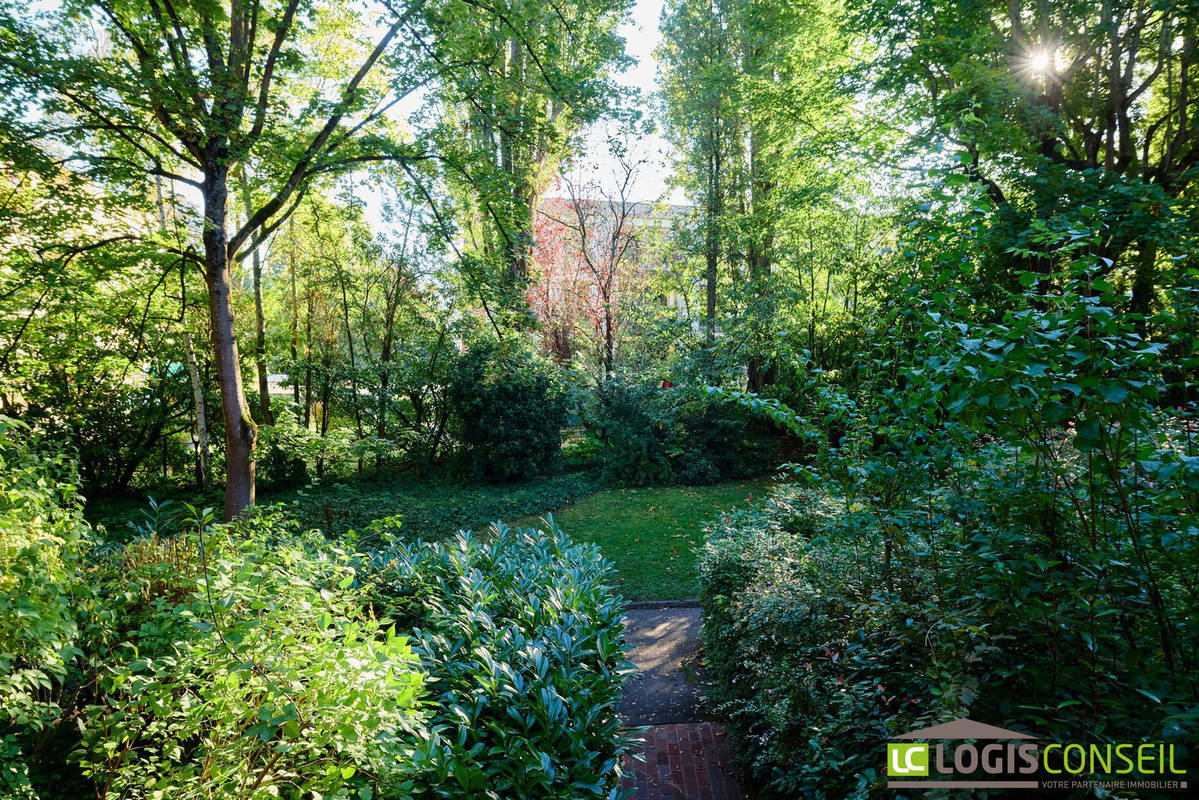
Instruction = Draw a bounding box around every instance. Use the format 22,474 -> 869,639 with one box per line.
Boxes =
338,273 -> 365,472
377,274 -> 401,468
202,161 -> 256,520
183,332 -> 211,489
603,299 -> 614,379
746,117 -> 773,393
1130,240 -> 1158,327
241,181 -> 274,426
317,357 -> 332,478
251,246 -> 274,425
705,152 -> 719,348
304,283 -> 314,429
288,224 -> 301,410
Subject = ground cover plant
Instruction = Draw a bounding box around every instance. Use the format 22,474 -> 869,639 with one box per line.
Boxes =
85,472 -> 600,543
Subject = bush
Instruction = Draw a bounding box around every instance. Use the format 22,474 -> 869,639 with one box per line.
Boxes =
448,340 -> 568,482
585,380 -> 781,486
6,441 -> 629,799
585,381 -> 674,485
699,486 -> 965,799
700,456 -> 1199,799
366,521 -> 637,799
75,509 -> 426,800
670,393 -> 781,484
0,417 -> 90,799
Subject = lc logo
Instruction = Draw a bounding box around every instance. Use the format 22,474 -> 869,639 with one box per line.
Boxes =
887,744 -> 929,777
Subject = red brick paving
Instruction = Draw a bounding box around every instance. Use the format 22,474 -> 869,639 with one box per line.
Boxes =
622,722 -> 748,800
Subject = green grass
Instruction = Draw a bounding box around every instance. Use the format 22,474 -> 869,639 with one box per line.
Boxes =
514,479 -> 772,601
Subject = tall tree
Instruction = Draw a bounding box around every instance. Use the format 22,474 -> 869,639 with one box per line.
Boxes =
240,173 -> 274,427
659,0 -> 855,386
851,0 -> 1199,315
1,0 -> 426,517
659,0 -> 741,357
413,0 -> 633,323
533,132 -> 650,378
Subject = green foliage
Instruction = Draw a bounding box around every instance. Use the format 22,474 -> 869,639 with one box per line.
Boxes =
282,471 -> 598,542
422,0 -> 632,322
366,522 -> 637,799
448,340 -> 569,482
699,486 -> 944,799
0,417 -> 90,798
584,381 -> 674,485
702,461 -> 1198,799
584,380 -> 781,486
76,509 -> 426,800
9,460 -> 640,799
698,193 -> 1199,798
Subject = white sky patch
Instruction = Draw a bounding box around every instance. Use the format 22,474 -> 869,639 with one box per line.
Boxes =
546,0 -> 684,206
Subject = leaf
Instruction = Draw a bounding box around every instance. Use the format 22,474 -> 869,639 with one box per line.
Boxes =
1098,384 -> 1129,404
1135,688 -> 1163,704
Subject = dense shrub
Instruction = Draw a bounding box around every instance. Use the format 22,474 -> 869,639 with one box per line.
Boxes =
585,380 -> 781,486
448,340 -> 568,482
700,452 -> 1199,799
696,207 -> 1199,799
19,367 -> 195,495
699,486 -> 981,798
7,434 -> 632,799
584,381 -> 674,485
366,522 -> 636,800
0,418 -> 90,799
76,509 -> 427,800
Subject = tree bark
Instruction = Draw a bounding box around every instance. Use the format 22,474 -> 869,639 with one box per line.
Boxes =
304,281 -> 314,429
288,221 -> 301,409
377,267 -> 402,459
1130,240 -> 1158,326
183,332 -> 211,489
251,246 -> 274,425
705,145 -> 720,348
745,112 -> 773,393
202,161 -> 256,520
241,179 -> 274,426
338,271 -> 365,472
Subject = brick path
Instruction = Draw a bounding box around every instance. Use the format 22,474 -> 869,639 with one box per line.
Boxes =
621,722 -> 747,800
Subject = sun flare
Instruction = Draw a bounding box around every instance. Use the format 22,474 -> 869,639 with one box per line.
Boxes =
1029,50 -> 1052,74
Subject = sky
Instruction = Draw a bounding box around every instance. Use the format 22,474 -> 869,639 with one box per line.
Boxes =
549,0 -> 685,205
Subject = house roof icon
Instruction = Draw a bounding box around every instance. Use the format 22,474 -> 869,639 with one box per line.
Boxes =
892,718 -> 1037,740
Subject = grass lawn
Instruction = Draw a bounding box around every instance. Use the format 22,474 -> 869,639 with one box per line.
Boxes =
515,479 -> 772,601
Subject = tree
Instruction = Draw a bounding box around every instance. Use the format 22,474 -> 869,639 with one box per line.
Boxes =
1,0 -> 426,517
659,0 -> 856,387
415,0 -> 633,322
0,156 -> 202,492
659,0 -> 741,355
850,0 -> 1199,316
532,132 -> 651,378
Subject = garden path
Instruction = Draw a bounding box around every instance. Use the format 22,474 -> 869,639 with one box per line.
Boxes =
619,604 -> 749,800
